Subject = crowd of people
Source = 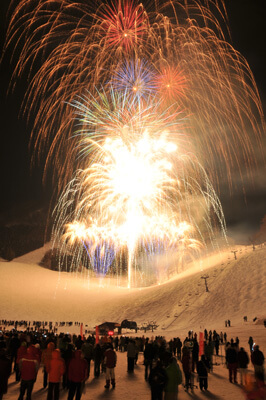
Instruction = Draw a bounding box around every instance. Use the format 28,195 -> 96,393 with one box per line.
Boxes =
0,326 -> 265,400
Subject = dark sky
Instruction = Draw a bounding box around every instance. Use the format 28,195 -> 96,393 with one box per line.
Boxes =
0,0 -> 265,238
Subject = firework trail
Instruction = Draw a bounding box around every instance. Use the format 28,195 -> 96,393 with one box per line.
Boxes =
2,0 -> 264,286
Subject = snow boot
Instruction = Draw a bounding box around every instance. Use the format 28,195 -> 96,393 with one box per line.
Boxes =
111,379 -> 116,388
104,380 -> 110,389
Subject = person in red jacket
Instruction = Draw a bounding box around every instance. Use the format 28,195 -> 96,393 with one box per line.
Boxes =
16,342 -> 27,382
42,342 -> 55,388
46,349 -> 66,400
67,349 -> 88,400
18,346 -> 39,400
104,344 -> 117,389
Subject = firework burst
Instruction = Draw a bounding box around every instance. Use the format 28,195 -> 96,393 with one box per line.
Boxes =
155,65 -> 187,103
52,90 -> 226,286
96,0 -> 148,52
2,0 -> 264,286
110,58 -> 158,103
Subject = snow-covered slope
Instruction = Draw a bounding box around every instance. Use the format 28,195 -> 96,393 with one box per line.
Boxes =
1,243 -> 265,334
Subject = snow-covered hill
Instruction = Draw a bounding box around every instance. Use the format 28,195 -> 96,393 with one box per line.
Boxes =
1,243 -> 265,334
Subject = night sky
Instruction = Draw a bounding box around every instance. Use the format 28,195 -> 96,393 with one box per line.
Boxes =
0,0 -> 265,240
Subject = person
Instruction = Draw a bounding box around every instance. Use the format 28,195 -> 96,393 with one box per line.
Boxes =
114,336 -> 119,351
67,349 -> 88,399
181,347 -> 192,391
42,342 -> 55,389
16,342 -> 27,382
176,338 -> 182,360
81,338 -> 93,379
0,345 -> 12,400
248,337 -> 254,353
196,354 -> 210,391
127,339 -> 136,372
74,336 -> 83,350
148,359 -> 167,400
191,340 -> 199,372
9,332 -> 20,371
62,343 -> 74,389
164,357 -> 182,400
214,336 -> 220,356
103,343 -> 117,389
251,345 -> 265,383
46,349 -> 66,400
144,338 -> 154,380
34,343 -> 42,364
18,345 -> 39,400
204,341 -> 213,372
93,344 -> 102,378
237,347 -> 249,385
226,343 -> 238,383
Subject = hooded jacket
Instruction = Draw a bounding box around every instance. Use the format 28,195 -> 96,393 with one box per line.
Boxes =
46,349 -> 65,383
104,347 -> 117,369
19,346 -> 39,381
165,360 -> 182,393
16,342 -> 27,364
68,350 -> 88,382
42,342 -> 55,367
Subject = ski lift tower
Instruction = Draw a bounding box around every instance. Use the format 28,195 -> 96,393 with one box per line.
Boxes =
201,274 -> 209,292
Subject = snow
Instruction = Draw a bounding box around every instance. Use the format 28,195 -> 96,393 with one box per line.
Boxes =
1,242 -> 266,399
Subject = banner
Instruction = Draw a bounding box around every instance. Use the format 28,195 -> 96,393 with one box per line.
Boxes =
199,331 -> 204,356
80,323 -> 84,339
